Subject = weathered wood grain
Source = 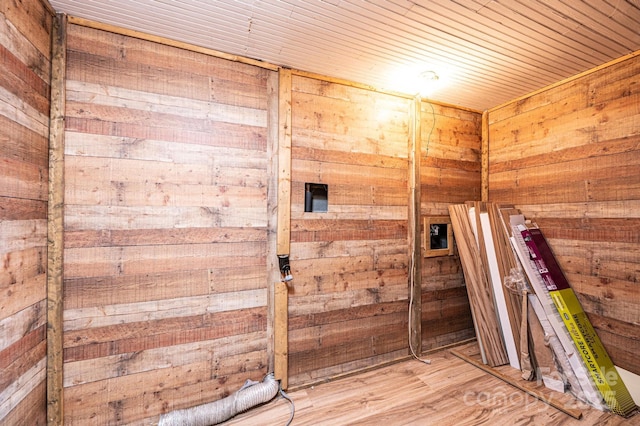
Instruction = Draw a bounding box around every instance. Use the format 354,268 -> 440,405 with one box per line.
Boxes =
0,379 -> 46,426
0,45 -> 49,116
0,339 -> 45,394
63,311 -> 266,363
0,1 -> 52,422
0,358 -> 46,422
64,331 -> 267,386
63,266 -> 265,309
0,7 -> 50,83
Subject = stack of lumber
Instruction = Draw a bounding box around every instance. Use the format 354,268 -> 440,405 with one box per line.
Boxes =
449,203 -> 509,367
449,202 -> 638,417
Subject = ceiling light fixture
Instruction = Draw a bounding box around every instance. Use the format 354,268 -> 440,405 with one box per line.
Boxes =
417,70 -> 440,97
420,70 -> 439,81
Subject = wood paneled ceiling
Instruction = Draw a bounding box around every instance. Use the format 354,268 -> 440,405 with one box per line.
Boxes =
49,0 -> 640,111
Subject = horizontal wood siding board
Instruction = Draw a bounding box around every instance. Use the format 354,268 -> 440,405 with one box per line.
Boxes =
532,217 -> 640,244
63,266 -> 266,309
64,227 -> 267,248
0,116 -> 48,169
65,118 -> 267,151
292,146 -> 407,169
63,312 -> 267,362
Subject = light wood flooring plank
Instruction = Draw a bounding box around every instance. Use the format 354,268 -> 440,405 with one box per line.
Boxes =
223,342 -> 635,425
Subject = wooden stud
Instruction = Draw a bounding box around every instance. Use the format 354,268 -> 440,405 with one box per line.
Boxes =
266,71 -> 279,374
274,281 -> 289,390
481,110 -> 489,202
47,12 -> 66,426
274,68 -> 292,388
277,68 -> 292,256
409,97 -> 422,355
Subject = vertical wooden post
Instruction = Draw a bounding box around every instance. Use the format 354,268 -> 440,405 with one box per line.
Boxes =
274,68 -> 292,389
47,13 -> 66,426
409,96 -> 422,355
481,110 -> 489,202
266,72 -> 279,374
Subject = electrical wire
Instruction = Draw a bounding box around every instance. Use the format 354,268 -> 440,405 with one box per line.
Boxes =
279,385 -> 295,426
408,254 -> 431,365
424,100 -> 435,157
407,99 -> 436,366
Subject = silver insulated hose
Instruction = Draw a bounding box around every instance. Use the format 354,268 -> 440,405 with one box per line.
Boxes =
158,373 -> 280,426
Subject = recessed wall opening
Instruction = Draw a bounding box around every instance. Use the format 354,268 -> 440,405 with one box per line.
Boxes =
424,216 -> 454,257
304,183 -> 328,212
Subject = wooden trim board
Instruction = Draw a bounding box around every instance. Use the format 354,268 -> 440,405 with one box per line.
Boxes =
274,68 -> 292,389
409,97 -> 422,356
266,71 -> 279,375
476,205 -> 519,370
47,13 -> 66,425
450,343 -> 584,420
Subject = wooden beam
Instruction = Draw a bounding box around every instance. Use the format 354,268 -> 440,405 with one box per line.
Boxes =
47,13 -> 66,426
481,110 -> 489,202
276,68 -> 292,256
409,97 -> 422,355
266,71 -> 279,374
274,68 -> 292,389
274,281 -> 289,390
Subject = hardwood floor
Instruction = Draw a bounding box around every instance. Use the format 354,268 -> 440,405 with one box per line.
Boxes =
224,342 -> 637,425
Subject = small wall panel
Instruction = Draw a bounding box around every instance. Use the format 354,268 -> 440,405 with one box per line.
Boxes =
489,54 -> 640,376
62,24 -> 272,424
419,102 -> 481,350
288,76 -> 411,386
0,0 -> 52,424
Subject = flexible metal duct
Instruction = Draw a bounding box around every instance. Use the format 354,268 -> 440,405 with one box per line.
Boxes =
158,373 -> 280,426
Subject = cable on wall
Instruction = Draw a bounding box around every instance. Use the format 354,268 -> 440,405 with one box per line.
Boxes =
407,99 -> 436,365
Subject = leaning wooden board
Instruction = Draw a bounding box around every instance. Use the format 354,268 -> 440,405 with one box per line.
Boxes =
449,203 -> 509,367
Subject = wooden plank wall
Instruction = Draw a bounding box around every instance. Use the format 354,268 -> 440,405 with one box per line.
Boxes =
0,0 -> 52,424
419,102 -> 480,350
62,24 -> 273,424
488,54 -> 640,376
287,76 -> 412,386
